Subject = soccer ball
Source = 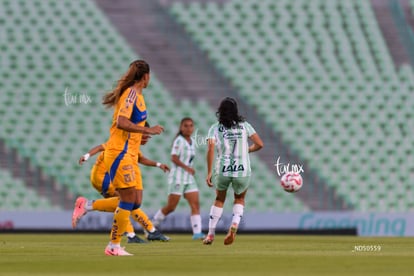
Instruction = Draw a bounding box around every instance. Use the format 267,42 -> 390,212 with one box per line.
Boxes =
280,172 -> 303,193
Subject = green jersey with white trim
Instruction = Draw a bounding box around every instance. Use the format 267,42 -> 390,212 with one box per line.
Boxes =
168,135 -> 196,184
207,121 -> 256,177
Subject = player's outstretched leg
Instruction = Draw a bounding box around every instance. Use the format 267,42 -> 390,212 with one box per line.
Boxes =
130,208 -> 170,241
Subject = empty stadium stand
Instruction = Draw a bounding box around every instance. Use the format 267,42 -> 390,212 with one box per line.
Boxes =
2,0 -> 414,212
0,168 -> 58,210
0,0 -> 307,212
169,0 -> 414,211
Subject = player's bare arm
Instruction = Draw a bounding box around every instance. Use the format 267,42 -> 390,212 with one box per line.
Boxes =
206,138 -> 215,187
138,155 -> 170,173
117,115 -> 164,135
79,144 -> 105,165
171,154 -> 195,175
248,133 -> 264,153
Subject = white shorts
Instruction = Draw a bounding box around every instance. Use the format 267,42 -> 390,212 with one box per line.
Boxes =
168,182 -> 199,195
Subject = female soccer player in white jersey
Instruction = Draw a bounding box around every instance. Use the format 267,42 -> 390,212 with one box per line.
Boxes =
152,117 -> 205,240
203,97 -> 263,245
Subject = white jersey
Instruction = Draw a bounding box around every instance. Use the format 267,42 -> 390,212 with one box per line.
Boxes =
207,121 -> 256,177
168,135 -> 196,184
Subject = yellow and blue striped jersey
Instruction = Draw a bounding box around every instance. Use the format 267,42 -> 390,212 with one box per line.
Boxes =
105,88 -> 147,158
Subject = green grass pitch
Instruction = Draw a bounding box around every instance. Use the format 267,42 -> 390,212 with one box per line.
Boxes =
0,234 -> 413,275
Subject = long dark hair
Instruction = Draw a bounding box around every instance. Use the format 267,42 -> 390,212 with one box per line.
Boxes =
175,117 -> 194,139
102,60 -> 150,108
216,97 -> 244,128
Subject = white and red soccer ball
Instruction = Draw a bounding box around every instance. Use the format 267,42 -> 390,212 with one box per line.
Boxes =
280,172 -> 303,193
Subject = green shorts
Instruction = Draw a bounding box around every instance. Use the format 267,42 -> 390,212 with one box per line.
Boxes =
168,182 -> 199,195
213,174 -> 251,195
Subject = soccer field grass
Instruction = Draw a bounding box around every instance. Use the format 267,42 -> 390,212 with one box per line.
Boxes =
0,234 -> 413,275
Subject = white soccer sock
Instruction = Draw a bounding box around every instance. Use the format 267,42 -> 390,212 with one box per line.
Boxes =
232,204 -> 244,226
127,232 -> 136,238
85,200 -> 94,211
152,209 -> 165,227
208,205 -> 223,236
190,214 -> 202,234
109,242 -> 120,248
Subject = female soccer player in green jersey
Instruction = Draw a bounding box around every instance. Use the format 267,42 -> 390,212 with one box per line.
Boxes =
152,117 -> 205,240
204,97 -> 263,245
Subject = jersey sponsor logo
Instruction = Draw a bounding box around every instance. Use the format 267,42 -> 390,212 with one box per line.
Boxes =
125,89 -> 137,108
222,160 -> 245,173
130,105 -> 147,123
122,165 -> 133,170
219,125 -> 244,132
223,131 -> 242,139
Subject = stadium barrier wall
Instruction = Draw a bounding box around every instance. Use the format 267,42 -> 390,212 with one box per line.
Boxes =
0,211 -> 410,236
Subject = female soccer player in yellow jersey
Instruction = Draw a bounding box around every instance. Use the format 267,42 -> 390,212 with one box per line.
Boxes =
101,60 -> 164,256
71,125 -> 170,242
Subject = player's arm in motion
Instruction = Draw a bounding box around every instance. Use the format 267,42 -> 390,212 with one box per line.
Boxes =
78,144 -> 105,165
171,154 -> 195,175
206,138 -> 215,187
117,116 -> 163,135
138,155 -> 170,173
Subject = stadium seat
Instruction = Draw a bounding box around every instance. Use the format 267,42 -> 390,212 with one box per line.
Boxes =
0,169 -> 58,210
